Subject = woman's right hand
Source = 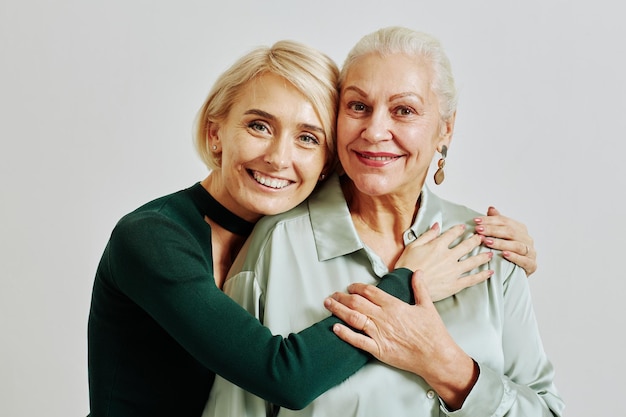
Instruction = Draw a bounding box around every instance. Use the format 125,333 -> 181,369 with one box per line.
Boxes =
324,270 -> 478,410
394,223 -> 493,302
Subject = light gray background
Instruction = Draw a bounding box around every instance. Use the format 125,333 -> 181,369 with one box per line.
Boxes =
1,1 -> 624,416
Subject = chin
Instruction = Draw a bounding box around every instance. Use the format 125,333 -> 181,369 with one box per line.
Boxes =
250,199 -> 293,216
351,177 -> 394,196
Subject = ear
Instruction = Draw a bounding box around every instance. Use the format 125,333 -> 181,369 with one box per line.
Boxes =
437,111 -> 456,152
207,121 -> 221,151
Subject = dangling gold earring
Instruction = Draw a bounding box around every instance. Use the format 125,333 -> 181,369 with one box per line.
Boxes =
433,145 -> 447,185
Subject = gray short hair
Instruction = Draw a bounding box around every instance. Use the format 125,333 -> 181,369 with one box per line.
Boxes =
340,26 -> 458,121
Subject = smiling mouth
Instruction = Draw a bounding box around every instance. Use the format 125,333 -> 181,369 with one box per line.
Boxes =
356,152 -> 400,161
251,170 -> 293,189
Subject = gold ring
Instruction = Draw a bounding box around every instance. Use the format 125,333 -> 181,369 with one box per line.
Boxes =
362,317 -> 371,332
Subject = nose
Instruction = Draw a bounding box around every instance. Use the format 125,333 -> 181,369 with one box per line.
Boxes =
362,109 -> 392,142
263,137 -> 291,170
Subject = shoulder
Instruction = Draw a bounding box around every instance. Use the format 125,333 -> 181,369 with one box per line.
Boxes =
254,201 -> 311,237
248,175 -> 345,250
103,186 -> 213,286
240,199 -> 312,264
425,188 -> 519,283
111,184 -> 208,251
424,187 -> 483,224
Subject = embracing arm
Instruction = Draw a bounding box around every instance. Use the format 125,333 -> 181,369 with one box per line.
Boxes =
108,213 -> 415,409
109,213 -> 495,409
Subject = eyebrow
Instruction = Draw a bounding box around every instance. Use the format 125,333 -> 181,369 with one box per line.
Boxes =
343,86 -> 425,103
244,109 -> 325,134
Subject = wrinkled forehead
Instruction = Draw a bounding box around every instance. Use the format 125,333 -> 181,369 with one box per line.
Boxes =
341,53 -> 436,101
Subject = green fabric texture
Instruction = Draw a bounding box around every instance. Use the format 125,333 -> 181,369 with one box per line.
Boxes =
87,182 -> 413,417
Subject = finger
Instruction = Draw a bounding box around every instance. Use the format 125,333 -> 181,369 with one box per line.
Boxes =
411,270 -> 432,305
478,212 -> 529,242
324,297 -> 370,330
455,269 -> 494,291
502,251 -> 536,276
346,282 -> 396,308
475,211 -> 516,229
476,223 -> 519,241
329,289 -> 380,315
449,233 -> 483,259
411,222 -> 441,246
484,237 -> 531,256
474,208 -> 506,227
331,323 -> 378,354
436,224 -> 468,247
457,251 -> 493,273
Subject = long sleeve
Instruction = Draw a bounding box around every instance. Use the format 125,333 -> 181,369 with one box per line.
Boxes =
97,211 -> 413,410
441,264 -> 564,417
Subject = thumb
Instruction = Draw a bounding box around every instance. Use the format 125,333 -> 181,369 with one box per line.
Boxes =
411,270 -> 432,305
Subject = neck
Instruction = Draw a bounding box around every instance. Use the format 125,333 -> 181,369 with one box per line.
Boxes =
341,176 -> 422,269
341,176 -> 421,234
199,173 -> 258,287
201,173 -> 263,223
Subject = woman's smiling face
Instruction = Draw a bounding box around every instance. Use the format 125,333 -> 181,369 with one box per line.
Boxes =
209,72 -> 328,221
337,52 -> 454,199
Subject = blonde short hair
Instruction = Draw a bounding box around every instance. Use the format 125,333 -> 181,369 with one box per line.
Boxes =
195,40 -> 340,171
340,26 -> 458,121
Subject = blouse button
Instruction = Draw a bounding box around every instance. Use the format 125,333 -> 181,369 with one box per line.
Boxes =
426,390 -> 436,399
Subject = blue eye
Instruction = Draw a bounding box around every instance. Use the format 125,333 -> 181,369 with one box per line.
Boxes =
248,121 -> 269,133
299,134 -> 320,146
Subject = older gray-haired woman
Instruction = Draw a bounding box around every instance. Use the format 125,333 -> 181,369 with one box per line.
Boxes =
204,27 -> 563,417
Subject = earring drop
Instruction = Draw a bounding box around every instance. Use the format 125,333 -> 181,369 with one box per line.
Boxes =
212,145 -> 217,150
319,173 -> 326,181
433,145 -> 447,185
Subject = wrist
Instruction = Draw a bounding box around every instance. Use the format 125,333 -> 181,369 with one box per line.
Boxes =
427,354 -> 478,411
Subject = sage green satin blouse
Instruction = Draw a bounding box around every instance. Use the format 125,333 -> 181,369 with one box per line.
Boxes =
203,174 -> 564,417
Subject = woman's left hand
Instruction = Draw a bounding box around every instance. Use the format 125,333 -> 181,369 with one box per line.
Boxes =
474,206 -> 537,276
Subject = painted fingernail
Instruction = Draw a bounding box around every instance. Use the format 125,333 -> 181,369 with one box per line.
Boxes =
474,217 -> 482,224
484,238 -> 493,245
476,226 -> 485,233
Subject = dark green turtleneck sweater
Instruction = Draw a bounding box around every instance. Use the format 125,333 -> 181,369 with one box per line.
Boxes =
87,183 -> 413,417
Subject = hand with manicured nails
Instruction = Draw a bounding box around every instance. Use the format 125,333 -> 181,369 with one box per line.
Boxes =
394,223 -> 493,302
474,206 -> 537,276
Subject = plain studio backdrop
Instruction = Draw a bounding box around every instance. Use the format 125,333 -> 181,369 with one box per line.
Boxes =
1,1 -> 624,416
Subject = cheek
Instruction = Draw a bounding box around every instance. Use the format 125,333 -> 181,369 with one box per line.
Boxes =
226,141 -> 262,169
337,118 -> 357,142
299,152 -> 326,181
336,110 -> 360,131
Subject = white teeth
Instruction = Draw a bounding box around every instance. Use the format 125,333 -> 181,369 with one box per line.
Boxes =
360,153 -> 395,161
253,171 -> 290,189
